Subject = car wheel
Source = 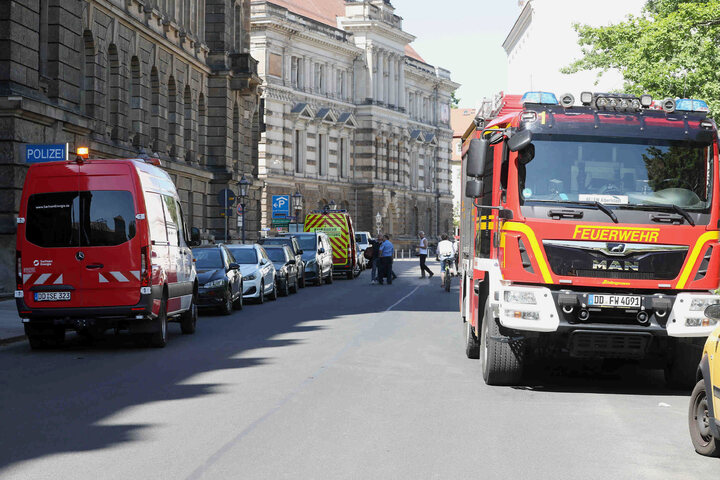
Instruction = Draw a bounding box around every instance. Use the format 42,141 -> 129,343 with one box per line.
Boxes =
315,271 -> 323,287
270,280 -> 278,301
180,293 -> 198,334
290,275 -> 298,294
257,281 -> 265,304
299,268 -> 306,288
326,267 -> 334,284
219,287 -> 233,316
281,279 -> 290,297
149,296 -> 169,348
689,379 -> 720,457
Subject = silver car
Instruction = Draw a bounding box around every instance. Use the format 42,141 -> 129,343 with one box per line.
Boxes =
225,244 -> 277,303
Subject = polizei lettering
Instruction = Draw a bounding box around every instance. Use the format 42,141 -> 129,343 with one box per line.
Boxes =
592,260 -> 640,272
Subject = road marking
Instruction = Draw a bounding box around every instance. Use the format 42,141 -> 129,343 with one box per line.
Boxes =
385,285 -> 421,312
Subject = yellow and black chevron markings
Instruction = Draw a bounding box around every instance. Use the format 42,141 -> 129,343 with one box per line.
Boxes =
305,213 -> 351,266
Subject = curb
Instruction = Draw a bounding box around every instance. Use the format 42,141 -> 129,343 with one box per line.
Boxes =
0,335 -> 26,346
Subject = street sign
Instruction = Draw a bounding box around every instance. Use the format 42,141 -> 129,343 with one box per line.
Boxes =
219,208 -> 233,218
217,189 -> 236,207
237,214 -> 243,229
272,218 -> 291,227
25,144 -> 69,163
272,195 -> 290,218
237,204 -> 244,216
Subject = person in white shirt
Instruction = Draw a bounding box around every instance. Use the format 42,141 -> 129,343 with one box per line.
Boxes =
417,231 -> 434,279
437,233 -> 455,287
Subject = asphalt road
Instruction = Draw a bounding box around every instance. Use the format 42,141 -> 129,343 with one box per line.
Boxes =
0,259 -> 717,479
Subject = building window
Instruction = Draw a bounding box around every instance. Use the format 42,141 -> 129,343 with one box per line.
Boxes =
294,129 -> 305,174
318,134 -> 327,176
291,57 -> 299,87
339,137 -> 348,178
385,139 -> 391,181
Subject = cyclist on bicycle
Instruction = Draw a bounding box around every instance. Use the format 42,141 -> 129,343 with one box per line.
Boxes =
437,234 -> 455,288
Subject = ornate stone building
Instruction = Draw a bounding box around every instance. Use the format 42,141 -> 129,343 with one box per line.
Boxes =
0,0 -> 262,295
250,0 -> 458,245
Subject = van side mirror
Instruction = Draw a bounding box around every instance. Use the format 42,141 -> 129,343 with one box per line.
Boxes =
189,227 -> 201,246
318,248 -> 325,254
467,138 -> 488,177
465,179 -> 483,198
704,304 -> 720,321
508,129 -> 532,152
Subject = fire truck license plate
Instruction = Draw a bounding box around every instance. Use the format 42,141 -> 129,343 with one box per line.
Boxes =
34,292 -> 71,302
588,294 -> 641,308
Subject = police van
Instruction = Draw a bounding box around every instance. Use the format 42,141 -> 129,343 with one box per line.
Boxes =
15,150 -> 200,349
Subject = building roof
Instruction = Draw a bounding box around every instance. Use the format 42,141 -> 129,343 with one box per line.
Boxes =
450,108 -> 477,137
269,0 -> 425,62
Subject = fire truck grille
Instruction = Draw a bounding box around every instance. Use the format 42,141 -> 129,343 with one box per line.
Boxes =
568,331 -> 652,359
543,242 -> 687,280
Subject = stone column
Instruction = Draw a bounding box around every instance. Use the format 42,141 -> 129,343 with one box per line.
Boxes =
368,47 -> 377,102
399,59 -> 406,109
377,49 -> 384,104
388,54 -> 396,106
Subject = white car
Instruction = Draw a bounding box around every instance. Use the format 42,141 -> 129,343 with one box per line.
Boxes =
355,231 -> 372,270
225,244 -> 277,303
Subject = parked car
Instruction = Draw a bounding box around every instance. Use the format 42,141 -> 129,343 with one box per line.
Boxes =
15,156 -> 199,349
264,245 -> 299,296
355,231 -> 371,255
292,232 -> 333,286
192,245 -> 243,315
225,244 -> 277,303
259,235 -> 306,288
688,304 -> 720,457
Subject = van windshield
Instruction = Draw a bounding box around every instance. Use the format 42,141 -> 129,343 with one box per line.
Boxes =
26,190 -> 136,247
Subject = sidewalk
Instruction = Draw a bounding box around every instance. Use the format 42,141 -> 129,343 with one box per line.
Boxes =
0,299 -> 25,345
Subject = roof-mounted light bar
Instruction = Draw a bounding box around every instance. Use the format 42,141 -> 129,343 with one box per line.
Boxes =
594,93 -> 642,112
521,91 -> 558,105
675,99 -> 709,113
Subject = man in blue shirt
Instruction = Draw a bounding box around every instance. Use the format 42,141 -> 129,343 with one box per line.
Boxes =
378,234 -> 394,285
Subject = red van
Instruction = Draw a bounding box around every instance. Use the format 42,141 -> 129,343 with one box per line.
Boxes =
15,156 -> 200,349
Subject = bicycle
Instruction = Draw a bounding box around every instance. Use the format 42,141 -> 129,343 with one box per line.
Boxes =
440,255 -> 453,292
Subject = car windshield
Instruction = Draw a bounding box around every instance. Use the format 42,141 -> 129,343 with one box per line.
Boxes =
226,248 -> 258,264
263,238 -> 290,247
265,248 -> 287,262
192,248 -> 223,269
295,235 -> 317,251
519,135 -> 713,211
355,233 -> 368,243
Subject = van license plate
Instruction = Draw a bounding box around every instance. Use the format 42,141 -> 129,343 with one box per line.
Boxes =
34,292 -> 71,302
588,294 -> 641,308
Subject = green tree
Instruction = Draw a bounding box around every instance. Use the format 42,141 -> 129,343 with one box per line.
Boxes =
562,0 -> 720,114
450,91 -> 460,109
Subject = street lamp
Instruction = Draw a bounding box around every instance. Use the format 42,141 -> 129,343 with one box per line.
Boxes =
238,174 -> 252,244
375,212 -> 382,236
292,190 -> 304,227
328,200 -> 337,211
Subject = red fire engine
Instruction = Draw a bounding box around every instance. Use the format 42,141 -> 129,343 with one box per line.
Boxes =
459,91 -> 720,387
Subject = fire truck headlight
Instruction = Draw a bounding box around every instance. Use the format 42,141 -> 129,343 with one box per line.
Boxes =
686,317 -> 718,327
504,290 -> 537,305
505,310 -> 540,321
689,297 -> 720,311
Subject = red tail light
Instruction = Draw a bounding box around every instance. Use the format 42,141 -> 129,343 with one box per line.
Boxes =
140,246 -> 151,287
15,250 -> 22,290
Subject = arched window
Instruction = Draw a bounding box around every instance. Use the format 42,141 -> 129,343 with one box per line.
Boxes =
150,66 -> 161,152
167,76 -> 178,157
385,139 -> 391,181
82,31 -> 96,118
233,102 -> 240,171
130,56 -> 142,146
108,44 -> 120,141
184,84 -> 194,162
198,93 -> 207,165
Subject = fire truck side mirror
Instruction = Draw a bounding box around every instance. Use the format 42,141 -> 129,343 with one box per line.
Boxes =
508,129 -> 533,152
467,138 -> 488,177
465,179 -> 483,198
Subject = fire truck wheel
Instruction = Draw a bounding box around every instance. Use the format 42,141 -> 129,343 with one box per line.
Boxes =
689,379 -> 720,457
464,320 -> 480,359
665,342 -> 699,390
149,296 -> 169,348
480,300 -> 524,385
180,294 -> 198,334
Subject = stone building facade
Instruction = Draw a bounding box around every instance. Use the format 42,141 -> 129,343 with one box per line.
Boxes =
250,0 -> 458,247
0,0 -> 262,295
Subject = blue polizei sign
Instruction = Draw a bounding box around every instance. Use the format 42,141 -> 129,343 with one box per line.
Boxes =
272,195 -> 290,218
25,144 -> 69,163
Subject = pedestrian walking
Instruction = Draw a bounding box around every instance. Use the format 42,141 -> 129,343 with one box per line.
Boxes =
417,231 -> 434,279
378,234 -> 394,285
369,234 -> 382,284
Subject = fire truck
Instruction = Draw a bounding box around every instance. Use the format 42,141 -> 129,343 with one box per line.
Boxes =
459,91 -> 720,387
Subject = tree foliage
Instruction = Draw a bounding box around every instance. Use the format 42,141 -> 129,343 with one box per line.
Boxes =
563,0 -> 720,114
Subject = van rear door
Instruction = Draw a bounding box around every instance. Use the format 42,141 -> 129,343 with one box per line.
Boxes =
76,162 -> 142,307
22,164 -> 83,309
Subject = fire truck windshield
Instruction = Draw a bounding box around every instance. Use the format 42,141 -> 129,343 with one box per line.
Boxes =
518,135 -> 713,212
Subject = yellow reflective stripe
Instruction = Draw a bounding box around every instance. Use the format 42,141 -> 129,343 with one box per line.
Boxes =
502,222 -> 553,283
675,231 -> 720,289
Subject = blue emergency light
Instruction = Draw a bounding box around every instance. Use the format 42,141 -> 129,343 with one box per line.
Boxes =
521,91 -> 558,105
675,99 -> 709,113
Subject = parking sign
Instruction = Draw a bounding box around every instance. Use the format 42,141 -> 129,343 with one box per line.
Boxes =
272,195 -> 290,218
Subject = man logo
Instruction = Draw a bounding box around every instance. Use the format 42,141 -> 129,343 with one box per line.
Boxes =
607,243 -> 626,254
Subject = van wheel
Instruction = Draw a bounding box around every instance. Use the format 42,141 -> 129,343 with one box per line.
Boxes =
180,295 -> 197,334
315,273 -> 323,287
346,270 -> 354,280
219,288 -> 233,316
689,379 -> 720,456
149,297 -> 168,348
326,268 -> 334,284
480,299 -> 524,385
